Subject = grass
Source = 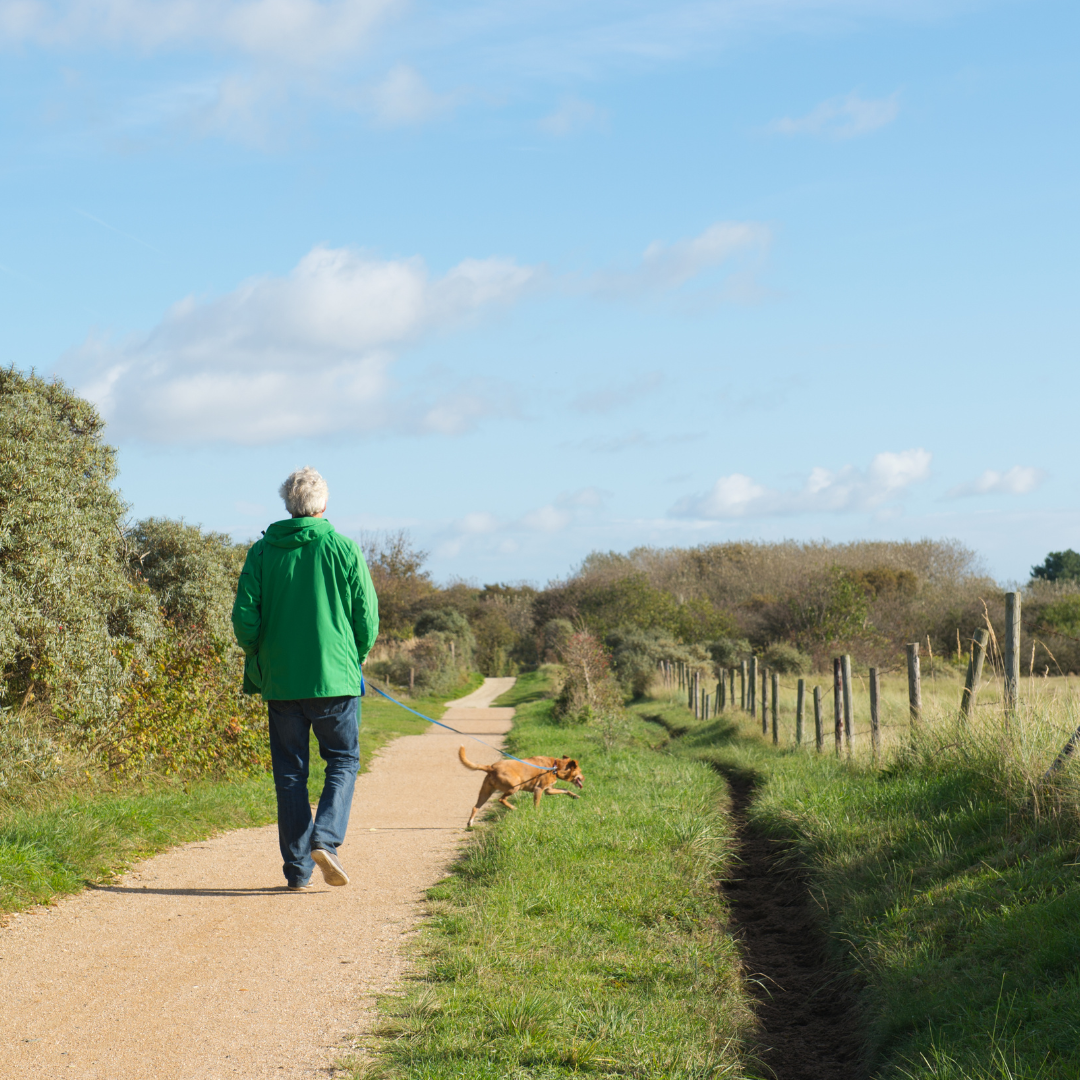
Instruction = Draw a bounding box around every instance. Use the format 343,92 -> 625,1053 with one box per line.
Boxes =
0,673 -> 482,915
360,669 -> 756,1080
646,672 -> 1080,1080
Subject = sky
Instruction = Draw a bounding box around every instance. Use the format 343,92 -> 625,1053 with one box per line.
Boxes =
2,0 -> 1077,586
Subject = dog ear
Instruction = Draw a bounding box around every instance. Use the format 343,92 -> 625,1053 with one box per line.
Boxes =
568,759 -> 577,769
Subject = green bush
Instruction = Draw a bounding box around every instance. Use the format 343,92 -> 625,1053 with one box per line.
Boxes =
605,626 -> 695,698
762,641 -> 812,674
0,369 -> 160,737
707,637 -> 753,668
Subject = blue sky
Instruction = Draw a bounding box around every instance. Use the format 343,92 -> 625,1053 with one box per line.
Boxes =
2,0 -> 1077,585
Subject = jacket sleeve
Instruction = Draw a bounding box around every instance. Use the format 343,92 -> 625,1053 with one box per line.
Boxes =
232,542 -> 262,657
350,547 -> 380,663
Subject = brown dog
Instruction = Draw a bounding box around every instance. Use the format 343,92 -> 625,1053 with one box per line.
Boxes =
458,746 -> 585,828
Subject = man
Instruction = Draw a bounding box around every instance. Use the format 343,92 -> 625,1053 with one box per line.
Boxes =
232,467 -> 379,890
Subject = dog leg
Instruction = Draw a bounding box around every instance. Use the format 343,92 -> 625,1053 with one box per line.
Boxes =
498,795 -> 516,810
544,788 -> 581,799
468,777 -> 500,828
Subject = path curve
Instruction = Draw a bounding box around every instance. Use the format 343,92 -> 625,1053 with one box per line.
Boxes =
0,678 -> 516,1079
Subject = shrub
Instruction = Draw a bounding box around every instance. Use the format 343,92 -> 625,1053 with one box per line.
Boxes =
552,631 -> 623,728
605,626 -> 695,698
761,642 -> 812,675
708,637 -> 753,668
540,619 -> 574,663
0,368 -> 160,735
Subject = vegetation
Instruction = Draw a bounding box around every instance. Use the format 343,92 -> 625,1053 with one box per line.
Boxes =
359,670 -> 755,1080
1031,549 -> 1080,584
638,665 -> 1080,1079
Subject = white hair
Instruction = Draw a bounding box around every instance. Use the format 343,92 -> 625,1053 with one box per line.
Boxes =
279,467 -> 328,518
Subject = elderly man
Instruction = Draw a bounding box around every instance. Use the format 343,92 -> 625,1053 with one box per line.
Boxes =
232,467 -> 379,890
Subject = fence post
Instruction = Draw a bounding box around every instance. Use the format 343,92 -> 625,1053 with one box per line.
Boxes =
410,666 -> 415,693
705,692 -> 710,721
869,667 -> 881,760
771,670 -> 779,745
739,662 -> 747,711
761,666 -> 769,736
832,658 -> 843,755
748,657 -> 757,716
813,686 -> 823,752
1004,592 -> 1021,718
906,643 -> 922,728
729,668 -> 736,712
796,678 -> 805,745
841,654 -> 854,754
959,628 -> 989,722
717,677 -> 725,712
693,670 -> 700,717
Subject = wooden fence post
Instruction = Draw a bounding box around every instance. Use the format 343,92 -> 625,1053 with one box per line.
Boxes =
959,628 -> 989,721
813,686 -> 823,752
906,643 -> 922,728
841,654 -> 854,754
771,670 -> 779,745
796,678 -> 805,745
1004,592 -> 1021,718
693,671 -> 700,718
739,662 -> 747,711
748,657 -> 757,716
729,668 -> 736,711
761,666 -> 769,736
833,658 -> 843,755
869,667 -> 881,760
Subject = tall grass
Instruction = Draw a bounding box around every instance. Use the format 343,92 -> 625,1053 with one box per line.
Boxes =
657,668 -> 1080,1079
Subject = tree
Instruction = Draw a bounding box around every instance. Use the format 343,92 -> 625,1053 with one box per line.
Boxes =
359,530 -> 435,639
1031,550 -> 1080,583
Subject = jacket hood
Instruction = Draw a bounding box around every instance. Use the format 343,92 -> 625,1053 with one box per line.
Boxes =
263,517 -> 335,549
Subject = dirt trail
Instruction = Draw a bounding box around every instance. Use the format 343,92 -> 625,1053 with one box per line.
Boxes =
0,677 -> 515,1079
720,771 -> 867,1080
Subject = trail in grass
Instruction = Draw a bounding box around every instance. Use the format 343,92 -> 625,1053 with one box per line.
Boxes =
0,678 -> 515,1079
719,767 -> 867,1080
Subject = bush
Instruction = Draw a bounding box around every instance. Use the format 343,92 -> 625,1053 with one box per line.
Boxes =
761,642 -> 812,675
605,626 -> 694,698
0,368 -> 160,735
708,637 -> 753,668
552,632 -> 626,741
540,619 -> 574,663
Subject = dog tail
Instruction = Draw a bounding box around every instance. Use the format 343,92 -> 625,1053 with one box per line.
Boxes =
458,745 -> 494,772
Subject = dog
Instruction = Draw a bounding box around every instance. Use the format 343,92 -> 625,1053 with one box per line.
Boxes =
458,746 -> 585,828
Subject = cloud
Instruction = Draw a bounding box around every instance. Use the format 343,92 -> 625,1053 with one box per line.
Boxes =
571,372 -> 663,414
946,466 -> 1046,499
364,65 -> 457,126
539,96 -> 607,136
671,449 -> 932,519
770,91 -> 899,139
68,244 -> 536,444
592,221 -> 771,297
0,0 -> 399,63
446,488 -> 608,548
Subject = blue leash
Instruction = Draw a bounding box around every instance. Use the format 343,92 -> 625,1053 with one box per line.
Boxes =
368,683 -> 555,772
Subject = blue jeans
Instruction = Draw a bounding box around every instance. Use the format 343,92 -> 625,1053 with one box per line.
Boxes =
267,696 -> 361,886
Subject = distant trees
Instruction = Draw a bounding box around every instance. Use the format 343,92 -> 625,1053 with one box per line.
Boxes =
1032,550 -> 1080,583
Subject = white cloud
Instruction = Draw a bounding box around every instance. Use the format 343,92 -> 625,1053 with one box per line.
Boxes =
364,65 -> 457,126
592,221 -> 771,297
539,96 -> 607,136
446,487 -> 608,545
0,0 -> 399,63
770,91 -> 899,140
671,449 -> 932,519
68,244 -> 536,444
947,466 -> 1046,499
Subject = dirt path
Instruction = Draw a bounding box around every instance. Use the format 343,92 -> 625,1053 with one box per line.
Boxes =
719,771 -> 867,1080
0,678 -> 516,1079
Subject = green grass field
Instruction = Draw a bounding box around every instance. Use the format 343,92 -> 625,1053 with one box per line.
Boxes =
648,676 -> 1080,1080
0,674 -> 480,915
357,669 -> 755,1080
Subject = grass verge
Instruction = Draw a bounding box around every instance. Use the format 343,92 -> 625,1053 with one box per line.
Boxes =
0,674 -> 481,915
643,684 -> 1080,1080
361,669 -> 755,1080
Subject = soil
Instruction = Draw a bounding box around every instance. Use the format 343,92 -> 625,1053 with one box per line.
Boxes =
719,771 -> 869,1080
0,678 -> 516,1079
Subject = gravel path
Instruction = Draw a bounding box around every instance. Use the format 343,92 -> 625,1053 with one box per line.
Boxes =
0,677 -> 516,1079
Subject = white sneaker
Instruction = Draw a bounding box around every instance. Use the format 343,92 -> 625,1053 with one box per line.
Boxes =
311,847 -> 349,887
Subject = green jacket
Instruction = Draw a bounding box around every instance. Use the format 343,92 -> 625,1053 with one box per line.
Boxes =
231,517 -> 379,700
